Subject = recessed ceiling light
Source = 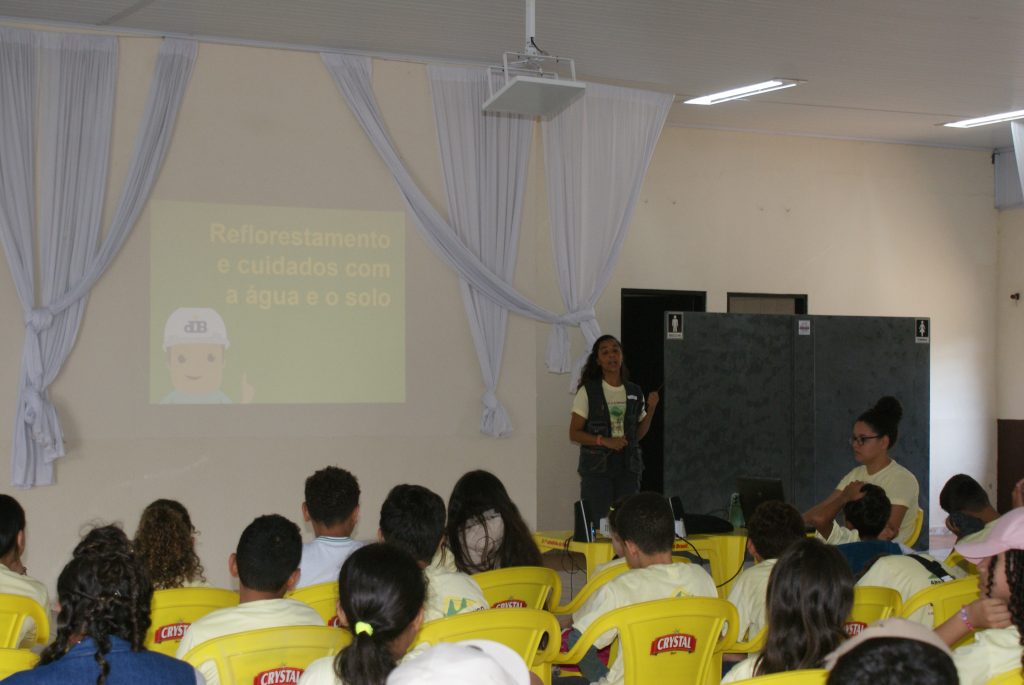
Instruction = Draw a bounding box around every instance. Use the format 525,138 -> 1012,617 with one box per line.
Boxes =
684,79 -> 805,106
943,110 -> 1024,128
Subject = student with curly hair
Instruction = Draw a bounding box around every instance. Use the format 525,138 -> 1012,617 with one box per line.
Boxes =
133,499 -> 207,590
723,538 -> 854,682
935,506 -> 1024,684
445,470 -> 541,574
4,528 -> 202,684
298,466 -> 364,588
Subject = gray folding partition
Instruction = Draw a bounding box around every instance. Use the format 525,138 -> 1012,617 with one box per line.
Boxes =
662,313 -> 930,548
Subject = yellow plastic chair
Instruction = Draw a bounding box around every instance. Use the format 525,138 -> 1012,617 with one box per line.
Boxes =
145,587 -> 240,656
0,648 -> 39,679
899,575 -> 979,648
551,562 -> 631,615
742,668 -> 829,683
732,625 -> 766,654
945,549 -> 978,575
473,566 -> 561,610
412,607 -> 560,685
844,585 -> 902,636
988,668 -> 1024,685
182,624 -> 349,685
904,508 -> 924,547
558,597 -> 738,685
287,581 -> 342,626
0,594 -> 49,649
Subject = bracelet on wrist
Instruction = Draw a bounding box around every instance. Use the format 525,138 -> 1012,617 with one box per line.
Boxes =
959,605 -> 975,632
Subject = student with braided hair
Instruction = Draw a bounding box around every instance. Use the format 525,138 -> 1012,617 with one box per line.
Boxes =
4,526 -> 202,684
935,506 -> 1024,685
298,543 -> 425,684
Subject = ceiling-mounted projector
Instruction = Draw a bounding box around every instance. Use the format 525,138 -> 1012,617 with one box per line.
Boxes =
482,0 -> 585,118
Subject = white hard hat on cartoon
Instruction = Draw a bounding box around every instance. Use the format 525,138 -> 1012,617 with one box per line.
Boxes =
162,308 -> 230,350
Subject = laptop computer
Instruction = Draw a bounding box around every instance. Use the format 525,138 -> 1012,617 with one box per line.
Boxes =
736,476 -> 786,524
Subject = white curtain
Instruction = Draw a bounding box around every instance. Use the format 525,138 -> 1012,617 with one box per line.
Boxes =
0,29 -> 197,487
428,65 -> 532,436
543,83 -> 673,386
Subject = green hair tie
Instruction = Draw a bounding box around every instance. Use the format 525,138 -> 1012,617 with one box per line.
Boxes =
354,621 -> 374,636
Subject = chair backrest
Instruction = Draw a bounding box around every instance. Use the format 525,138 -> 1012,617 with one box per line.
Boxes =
550,562 -> 631,614
0,648 -> 39,679
145,587 -> 240,656
287,581 -> 342,626
944,549 -> 978,575
905,509 -> 924,547
181,625 -> 349,684
565,597 -> 737,685
743,668 -> 829,683
473,566 -> 561,611
732,625 -> 766,654
899,575 -> 979,627
412,607 -> 560,674
988,667 -> 1024,685
0,594 -> 49,648
845,586 -> 902,636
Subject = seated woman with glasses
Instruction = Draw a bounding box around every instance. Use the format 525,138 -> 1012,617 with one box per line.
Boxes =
803,396 -> 920,545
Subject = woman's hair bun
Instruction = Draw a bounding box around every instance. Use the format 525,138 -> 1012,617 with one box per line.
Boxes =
873,396 -> 903,422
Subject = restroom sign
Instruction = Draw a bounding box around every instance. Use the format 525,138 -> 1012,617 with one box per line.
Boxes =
915,318 -> 930,344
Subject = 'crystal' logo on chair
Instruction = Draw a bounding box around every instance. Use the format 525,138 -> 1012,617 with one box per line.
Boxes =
492,598 -> 528,609
153,623 -> 190,643
254,667 -> 303,684
844,621 -> 867,637
650,633 -> 696,655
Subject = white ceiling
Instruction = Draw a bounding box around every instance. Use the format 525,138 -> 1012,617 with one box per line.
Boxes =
2,0 -> 1023,150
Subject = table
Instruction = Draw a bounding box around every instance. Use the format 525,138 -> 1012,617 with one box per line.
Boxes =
533,529 -> 748,598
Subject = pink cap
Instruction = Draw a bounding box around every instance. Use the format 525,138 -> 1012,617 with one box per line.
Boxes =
955,507 -> 1024,563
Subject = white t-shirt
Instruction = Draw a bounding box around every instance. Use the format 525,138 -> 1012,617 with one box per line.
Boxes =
572,382 -> 646,438
297,536 -> 366,589
176,598 -> 324,685
952,626 -> 1022,685
297,655 -> 343,685
835,459 -> 920,544
721,654 -> 758,683
856,553 -> 965,625
573,562 -> 718,685
0,564 -> 49,647
726,559 -> 775,642
422,564 -> 487,622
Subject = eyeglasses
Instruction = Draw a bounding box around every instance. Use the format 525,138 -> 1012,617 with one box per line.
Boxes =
849,435 -> 882,447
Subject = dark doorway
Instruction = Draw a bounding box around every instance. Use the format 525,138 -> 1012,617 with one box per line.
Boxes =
621,289 -> 707,493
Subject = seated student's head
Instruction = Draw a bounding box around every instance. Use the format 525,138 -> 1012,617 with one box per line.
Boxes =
824,618 -> 957,685
446,470 -> 541,573
746,500 -> 806,561
133,499 -> 206,590
230,514 -> 302,597
939,473 -> 997,538
38,532 -> 153,677
755,538 -> 855,677
303,466 -> 361,537
379,485 -> 446,567
74,524 -> 132,558
0,494 -> 27,572
843,484 -> 891,540
329,543 -> 426,685
611,492 -> 674,568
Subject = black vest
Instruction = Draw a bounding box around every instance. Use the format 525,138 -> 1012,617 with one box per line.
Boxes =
578,378 -> 644,475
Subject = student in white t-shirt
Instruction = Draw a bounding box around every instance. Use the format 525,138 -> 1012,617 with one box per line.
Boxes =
378,484 -> 486,622
557,492 -> 717,685
298,466 -> 365,588
298,543 -> 426,685
0,494 -> 49,648
175,514 -> 322,685
804,396 -> 920,545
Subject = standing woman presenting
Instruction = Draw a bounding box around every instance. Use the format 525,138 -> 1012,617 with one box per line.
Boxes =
569,335 -> 659,521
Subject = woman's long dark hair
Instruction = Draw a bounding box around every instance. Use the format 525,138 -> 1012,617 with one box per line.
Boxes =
755,538 -> 854,676
334,544 -> 426,685
577,335 -> 630,390
984,550 -> 1024,672
38,533 -> 153,685
134,499 -> 206,589
446,470 -> 542,573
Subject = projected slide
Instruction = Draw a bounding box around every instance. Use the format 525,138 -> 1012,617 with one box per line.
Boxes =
150,201 -> 405,404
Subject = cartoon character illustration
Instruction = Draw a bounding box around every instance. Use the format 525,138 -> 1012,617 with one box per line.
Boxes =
160,307 -> 253,404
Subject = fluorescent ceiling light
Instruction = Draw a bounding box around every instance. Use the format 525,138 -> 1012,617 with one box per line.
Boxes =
943,109 -> 1024,128
684,79 -> 804,105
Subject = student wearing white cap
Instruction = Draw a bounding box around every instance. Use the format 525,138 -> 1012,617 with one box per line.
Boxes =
934,506 -> 1024,685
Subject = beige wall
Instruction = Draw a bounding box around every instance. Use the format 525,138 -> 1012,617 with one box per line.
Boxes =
998,207 -> 1024,423
0,28 -> 1002,595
